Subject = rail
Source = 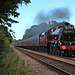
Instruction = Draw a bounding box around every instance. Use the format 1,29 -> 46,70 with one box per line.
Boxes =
14,47 -> 75,75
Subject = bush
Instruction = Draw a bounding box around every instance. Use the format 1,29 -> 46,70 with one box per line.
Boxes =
0,38 -> 10,60
0,52 -> 31,75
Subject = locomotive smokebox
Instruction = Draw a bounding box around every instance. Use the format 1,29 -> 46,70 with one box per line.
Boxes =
62,23 -> 75,41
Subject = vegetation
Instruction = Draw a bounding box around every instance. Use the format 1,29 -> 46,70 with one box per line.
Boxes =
11,39 -> 22,46
0,25 -> 12,59
0,0 -> 31,27
0,0 -> 31,57
0,0 -> 31,74
0,52 -> 31,75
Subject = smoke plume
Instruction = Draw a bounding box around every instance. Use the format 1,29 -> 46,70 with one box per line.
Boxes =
34,7 -> 72,24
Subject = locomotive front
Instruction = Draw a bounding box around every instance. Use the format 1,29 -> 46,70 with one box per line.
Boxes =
58,23 -> 75,56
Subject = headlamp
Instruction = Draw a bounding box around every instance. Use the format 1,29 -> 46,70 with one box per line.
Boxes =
62,46 -> 66,50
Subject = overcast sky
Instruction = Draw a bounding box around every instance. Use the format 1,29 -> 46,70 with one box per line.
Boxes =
11,0 -> 75,40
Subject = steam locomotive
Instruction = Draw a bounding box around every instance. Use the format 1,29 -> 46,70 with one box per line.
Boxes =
15,23 -> 75,57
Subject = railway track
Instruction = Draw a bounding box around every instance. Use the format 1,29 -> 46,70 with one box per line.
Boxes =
47,54 -> 75,65
50,54 -> 75,61
15,47 -> 75,75
57,56 -> 75,62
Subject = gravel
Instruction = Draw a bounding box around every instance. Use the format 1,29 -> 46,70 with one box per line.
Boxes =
12,47 -> 61,75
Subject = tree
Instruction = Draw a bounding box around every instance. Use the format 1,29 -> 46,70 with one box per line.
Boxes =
0,0 -> 31,27
0,0 -> 31,65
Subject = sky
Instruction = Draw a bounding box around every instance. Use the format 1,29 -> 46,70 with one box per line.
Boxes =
11,0 -> 75,40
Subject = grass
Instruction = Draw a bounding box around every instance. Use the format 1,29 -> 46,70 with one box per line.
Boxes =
0,51 -> 31,75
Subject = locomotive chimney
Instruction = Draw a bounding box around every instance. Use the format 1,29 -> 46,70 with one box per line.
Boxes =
65,22 -> 70,26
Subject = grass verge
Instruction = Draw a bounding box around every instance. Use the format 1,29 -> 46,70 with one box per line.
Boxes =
0,51 -> 31,75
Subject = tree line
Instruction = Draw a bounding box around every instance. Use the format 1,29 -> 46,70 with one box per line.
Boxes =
0,0 -> 30,65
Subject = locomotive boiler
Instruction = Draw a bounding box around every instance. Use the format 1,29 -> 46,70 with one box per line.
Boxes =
15,23 -> 75,57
